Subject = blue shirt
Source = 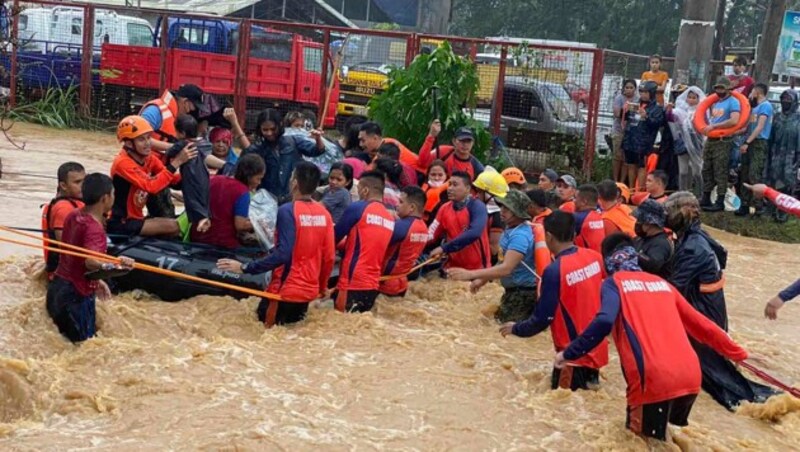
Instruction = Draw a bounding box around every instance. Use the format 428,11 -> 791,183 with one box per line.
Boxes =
243,135 -> 324,203
499,223 -> 536,289
749,100 -> 773,140
708,95 -> 741,126
140,105 -> 163,132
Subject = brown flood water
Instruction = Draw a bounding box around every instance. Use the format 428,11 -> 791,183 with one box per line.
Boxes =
1,123 -> 799,450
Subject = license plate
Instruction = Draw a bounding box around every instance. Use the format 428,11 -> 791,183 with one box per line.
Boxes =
353,105 -> 369,116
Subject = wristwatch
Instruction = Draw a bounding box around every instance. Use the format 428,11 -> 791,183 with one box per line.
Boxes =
240,262 -> 249,273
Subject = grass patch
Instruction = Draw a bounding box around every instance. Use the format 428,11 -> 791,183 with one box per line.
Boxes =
8,85 -> 108,131
700,211 -> 800,244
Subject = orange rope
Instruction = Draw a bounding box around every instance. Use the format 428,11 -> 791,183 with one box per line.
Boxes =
0,227 -> 280,301
379,256 -> 441,282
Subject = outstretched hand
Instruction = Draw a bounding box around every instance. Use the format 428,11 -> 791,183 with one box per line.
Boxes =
743,183 -> 768,199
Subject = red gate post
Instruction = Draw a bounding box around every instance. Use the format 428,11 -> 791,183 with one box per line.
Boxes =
318,28 -> 331,125
584,49 -> 605,179
405,33 -> 418,67
234,19 -> 251,121
491,45 -> 508,137
9,0 -> 20,108
158,13 -> 169,93
79,5 -> 95,116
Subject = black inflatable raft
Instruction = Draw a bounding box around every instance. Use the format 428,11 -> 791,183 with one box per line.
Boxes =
107,237 -> 266,302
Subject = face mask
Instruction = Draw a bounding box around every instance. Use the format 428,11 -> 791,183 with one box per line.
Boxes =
782,101 -> 793,113
749,98 -> 759,108
634,223 -> 647,238
428,180 -> 445,188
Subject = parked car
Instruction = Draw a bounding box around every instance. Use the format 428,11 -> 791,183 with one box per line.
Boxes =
485,77 -> 586,170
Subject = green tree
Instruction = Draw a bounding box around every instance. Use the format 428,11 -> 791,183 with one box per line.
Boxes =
367,42 -> 490,159
450,0 -> 683,56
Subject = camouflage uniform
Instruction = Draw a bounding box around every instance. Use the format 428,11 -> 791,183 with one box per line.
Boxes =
702,138 -> 732,198
739,139 -> 768,208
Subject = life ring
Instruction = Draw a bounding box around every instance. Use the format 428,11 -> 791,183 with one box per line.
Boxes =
692,91 -> 751,138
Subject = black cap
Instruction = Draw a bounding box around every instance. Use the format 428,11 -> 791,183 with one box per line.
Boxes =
454,127 -> 475,140
176,84 -> 204,109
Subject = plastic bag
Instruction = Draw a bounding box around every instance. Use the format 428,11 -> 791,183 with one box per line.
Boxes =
284,127 -> 344,178
249,189 -> 278,251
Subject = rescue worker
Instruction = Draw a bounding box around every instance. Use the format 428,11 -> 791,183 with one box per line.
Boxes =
500,211 -> 608,391
665,191 -> 775,409
632,170 -> 669,205
139,84 -> 206,218
573,184 -> 606,254
555,233 -> 749,441
418,122 -> 485,180
379,186 -> 429,298
526,188 -> 552,225
633,199 -> 673,279
745,183 -> 800,319
598,179 -> 636,237
502,167 -> 528,190
140,83 -> 204,152
473,168 -> 509,264
428,171 -> 491,271
108,116 -> 196,237
216,162 -> 335,327
556,174 -> 578,212
358,122 -> 423,176
42,162 -> 85,276
448,190 -> 545,322
334,171 -> 396,313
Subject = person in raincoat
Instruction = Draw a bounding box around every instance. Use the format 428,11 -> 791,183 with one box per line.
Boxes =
664,191 -> 776,410
666,86 -> 706,195
764,89 -> 800,223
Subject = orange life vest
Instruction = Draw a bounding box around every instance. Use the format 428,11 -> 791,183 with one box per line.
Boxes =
602,203 -> 636,237
41,197 -> 82,273
140,90 -> 179,143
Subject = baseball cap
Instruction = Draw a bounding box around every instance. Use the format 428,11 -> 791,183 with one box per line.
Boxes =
454,127 -> 475,140
541,168 -> 559,183
495,189 -> 532,220
176,84 -> 204,109
556,174 -> 578,188
713,77 -> 732,90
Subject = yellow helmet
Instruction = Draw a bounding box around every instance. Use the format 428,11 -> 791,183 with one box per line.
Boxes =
473,168 -> 509,198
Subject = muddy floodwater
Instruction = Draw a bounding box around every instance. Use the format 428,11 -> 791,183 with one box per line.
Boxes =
1,123 -> 799,450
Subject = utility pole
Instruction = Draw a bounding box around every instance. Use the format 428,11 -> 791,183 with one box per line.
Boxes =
712,0 -> 726,60
674,0 -> 718,91
754,0 -> 788,83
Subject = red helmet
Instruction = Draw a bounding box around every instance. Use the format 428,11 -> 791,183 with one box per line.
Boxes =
117,115 -> 153,141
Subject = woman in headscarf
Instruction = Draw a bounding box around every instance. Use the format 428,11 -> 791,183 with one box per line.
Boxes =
665,191 -> 776,410
764,89 -> 800,223
666,86 -> 706,196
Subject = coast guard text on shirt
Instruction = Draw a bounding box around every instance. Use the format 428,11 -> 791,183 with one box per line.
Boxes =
565,261 -> 602,286
367,213 -> 395,231
299,214 -> 329,227
620,278 -> 671,294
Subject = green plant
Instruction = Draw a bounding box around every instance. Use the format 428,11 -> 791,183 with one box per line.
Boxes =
8,84 -> 105,130
367,41 -> 491,160
8,84 -> 80,128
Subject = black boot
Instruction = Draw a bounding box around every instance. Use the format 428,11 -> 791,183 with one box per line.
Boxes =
734,203 -> 749,216
703,196 -> 725,212
700,192 -> 713,208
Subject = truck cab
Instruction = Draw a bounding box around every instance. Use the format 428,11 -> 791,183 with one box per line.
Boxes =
99,16 -> 338,127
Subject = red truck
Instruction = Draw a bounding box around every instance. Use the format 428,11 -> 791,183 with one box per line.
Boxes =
99,17 -> 338,127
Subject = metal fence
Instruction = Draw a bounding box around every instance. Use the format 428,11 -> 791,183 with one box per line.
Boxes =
2,0 -> 610,177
